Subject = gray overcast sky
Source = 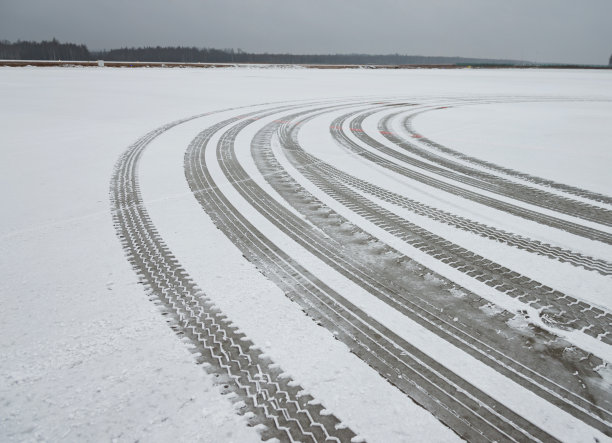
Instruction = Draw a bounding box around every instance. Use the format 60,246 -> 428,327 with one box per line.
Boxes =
1,0 -> 611,64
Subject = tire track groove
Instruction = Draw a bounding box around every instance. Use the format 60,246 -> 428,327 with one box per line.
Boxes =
110,113 -> 357,443
186,108 -> 555,442
365,109 -> 612,226
257,109 -> 612,433
330,112 -> 612,244
291,111 -> 612,343
401,108 -> 612,206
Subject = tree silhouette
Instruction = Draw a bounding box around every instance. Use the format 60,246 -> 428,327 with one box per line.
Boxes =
1,39 -> 536,66
0,39 -> 90,60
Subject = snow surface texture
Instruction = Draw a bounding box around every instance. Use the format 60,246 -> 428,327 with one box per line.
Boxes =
1,66 -> 611,442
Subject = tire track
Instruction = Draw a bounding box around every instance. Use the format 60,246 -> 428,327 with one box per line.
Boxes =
185,104 -> 562,442
368,108 -> 612,226
401,107 -> 612,206
250,107 -> 612,434
331,112 -> 612,244
315,158 -> 612,276
304,160 -> 612,344
329,110 -> 612,244
344,100 -> 612,214
110,110 -> 357,443
321,104 -> 612,275
284,107 -> 612,345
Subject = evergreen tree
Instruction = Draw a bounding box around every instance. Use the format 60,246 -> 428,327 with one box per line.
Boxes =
0,39 -> 90,60
1,39 -> 536,66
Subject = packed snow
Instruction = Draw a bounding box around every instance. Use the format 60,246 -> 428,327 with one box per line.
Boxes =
2,66 -> 611,442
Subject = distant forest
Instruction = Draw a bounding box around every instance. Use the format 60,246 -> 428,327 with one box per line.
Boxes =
99,46 -> 529,66
0,38 -> 535,66
0,39 -> 90,61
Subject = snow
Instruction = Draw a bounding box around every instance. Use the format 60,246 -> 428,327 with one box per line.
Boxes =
413,101 -> 612,196
361,188 -> 612,310
0,68 -> 262,443
138,115 -> 460,442
300,108 -> 612,261
276,123 -> 612,363
2,66 -> 612,442
266,140 -> 610,442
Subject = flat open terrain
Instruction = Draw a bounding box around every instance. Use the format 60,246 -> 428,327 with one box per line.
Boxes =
1,67 -> 611,442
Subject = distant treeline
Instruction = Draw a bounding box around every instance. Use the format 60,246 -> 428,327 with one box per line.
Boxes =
1,38 -> 531,66
99,46 -> 529,66
0,39 -> 90,61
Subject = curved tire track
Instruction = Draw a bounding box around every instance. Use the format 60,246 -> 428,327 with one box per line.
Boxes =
185,104 -> 563,442
330,109 -> 612,244
372,107 -> 612,225
257,106 -> 612,430
278,105 -> 612,346
402,106 -> 612,206
111,97 -> 611,442
110,111 -> 357,443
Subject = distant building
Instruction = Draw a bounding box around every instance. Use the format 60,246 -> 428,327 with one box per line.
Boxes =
609,53 -> 612,66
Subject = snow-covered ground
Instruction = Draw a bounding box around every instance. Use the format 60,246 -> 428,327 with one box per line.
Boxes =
414,101 -> 612,196
1,66 -> 611,442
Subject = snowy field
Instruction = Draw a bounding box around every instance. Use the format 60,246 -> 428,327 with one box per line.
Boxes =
1,67 -> 611,442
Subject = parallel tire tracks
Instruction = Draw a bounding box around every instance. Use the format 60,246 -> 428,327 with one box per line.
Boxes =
372,108 -> 612,226
112,97 -> 611,442
313,154 -> 612,276
293,112 -> 612,343
184,101 -> 612,440
276,105 -> 612,345
401,107 -> 612,206
261,107 -> 612,430
186,106 -> 561,442
110,112 -> 357,443
330,110 -> 612,244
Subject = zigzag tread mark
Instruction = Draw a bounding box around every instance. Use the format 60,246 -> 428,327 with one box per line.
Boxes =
110,113 -> 358,442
